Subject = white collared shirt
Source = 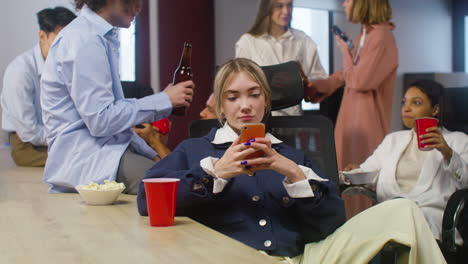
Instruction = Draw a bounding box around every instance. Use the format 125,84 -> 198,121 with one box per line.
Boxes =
1,44 -> 47,146
200,123 -> 327,197
235,28 -> 328,116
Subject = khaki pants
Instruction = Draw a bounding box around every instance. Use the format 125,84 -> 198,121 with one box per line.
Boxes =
294,199 -> 446,264
9,133 -> 47,167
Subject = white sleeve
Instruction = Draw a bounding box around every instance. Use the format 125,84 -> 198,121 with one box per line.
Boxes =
282,165 -> 328,198
200,157 -> 229,193
235,34 -> 253,59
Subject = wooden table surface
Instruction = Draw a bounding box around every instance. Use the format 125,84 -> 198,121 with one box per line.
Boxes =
0,149 -> 279,264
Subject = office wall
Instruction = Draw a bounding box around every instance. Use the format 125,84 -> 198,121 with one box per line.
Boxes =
214,0 -> 453,131
0,0 -> 454,147
0,0 -> 75,147
391,0 -> 452,130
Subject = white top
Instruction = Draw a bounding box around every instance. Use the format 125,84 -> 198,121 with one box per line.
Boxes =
395,131 -> 429,193
200,123 -> 327,197
1,45 -> 47,146
235,28 -> 328,116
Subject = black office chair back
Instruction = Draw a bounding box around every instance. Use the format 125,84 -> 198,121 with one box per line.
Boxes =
266,115 -> 338,187
121,81 -> 154,99
261,61 -> 304,111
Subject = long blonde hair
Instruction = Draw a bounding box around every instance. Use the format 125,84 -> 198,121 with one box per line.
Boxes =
349,0 -> 392,24
247,0 -> 291,36
213,58 -> 272,123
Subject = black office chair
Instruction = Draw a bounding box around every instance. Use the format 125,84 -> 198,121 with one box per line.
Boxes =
121,81 -> 154,99
440,189 -> 468,263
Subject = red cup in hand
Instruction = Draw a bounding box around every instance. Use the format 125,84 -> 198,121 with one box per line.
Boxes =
414,117 -> 438,151
152,118 -> 170,135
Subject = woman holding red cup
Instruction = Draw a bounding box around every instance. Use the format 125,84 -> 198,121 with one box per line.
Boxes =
344,80 -> 468,258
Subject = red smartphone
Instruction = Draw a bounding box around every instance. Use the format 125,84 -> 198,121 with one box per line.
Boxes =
240,123 -> 265,159
151,118 -> 171,135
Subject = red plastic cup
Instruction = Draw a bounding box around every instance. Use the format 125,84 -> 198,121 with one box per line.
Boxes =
414,117 -> 439,151
143,178 -> 180,226
152,118 -> 170,135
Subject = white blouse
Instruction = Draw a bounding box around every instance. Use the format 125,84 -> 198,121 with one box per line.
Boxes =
235,28 -> 328,116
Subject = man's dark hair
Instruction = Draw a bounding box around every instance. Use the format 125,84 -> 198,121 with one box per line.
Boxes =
74,0 -> 142,12
74,0 -> 106,12
37,7 -> 77,33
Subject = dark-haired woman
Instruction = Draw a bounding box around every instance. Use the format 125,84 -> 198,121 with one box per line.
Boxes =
344,80 -> 468,251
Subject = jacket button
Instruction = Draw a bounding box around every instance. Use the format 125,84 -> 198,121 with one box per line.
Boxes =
264,240 -> 272,247
252,195 -> 260,202
202,177 -> 210,184
192,183 -> 202,191
282,196 -> 290,204
259,219 -> 267,226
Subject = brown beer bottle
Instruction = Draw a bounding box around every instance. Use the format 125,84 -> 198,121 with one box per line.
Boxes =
172,42 -> 193,116
296,61 -> 308,89
297,61 -> 315,102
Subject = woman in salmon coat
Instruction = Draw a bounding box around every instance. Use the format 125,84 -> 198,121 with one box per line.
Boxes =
308,0 -> 398,171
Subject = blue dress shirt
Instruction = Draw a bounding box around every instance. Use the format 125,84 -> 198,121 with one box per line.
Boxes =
40,6 -> 172,193
1,45 -> 47,146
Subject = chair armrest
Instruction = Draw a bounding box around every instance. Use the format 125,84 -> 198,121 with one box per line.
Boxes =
441,188 -> 468,252
341,185 -> 377,204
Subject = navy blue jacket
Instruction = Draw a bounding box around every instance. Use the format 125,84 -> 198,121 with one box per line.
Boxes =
137,128 -> 345,257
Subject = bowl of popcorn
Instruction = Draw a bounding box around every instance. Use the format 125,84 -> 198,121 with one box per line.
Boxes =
339,169 -> 379,185
75,180 -> 126,205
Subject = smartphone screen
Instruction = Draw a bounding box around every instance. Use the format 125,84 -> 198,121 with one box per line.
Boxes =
240,123 -> 265,159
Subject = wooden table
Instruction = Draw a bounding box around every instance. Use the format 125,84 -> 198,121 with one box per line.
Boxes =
0,149 -> 279,264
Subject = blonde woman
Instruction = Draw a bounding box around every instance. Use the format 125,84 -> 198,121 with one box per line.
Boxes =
138,58 -> 445,264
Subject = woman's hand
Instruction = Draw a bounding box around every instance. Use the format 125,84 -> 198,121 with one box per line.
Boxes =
335,35 -> 352,55
340,163 -> 360,184
133,123 -> 171,159
243,138 -> 307,183
213,137 -> 259,179
420,127 -> 453,161
133,123 -> 160,143
343,163 -> 360,171
306,80 -> 330,103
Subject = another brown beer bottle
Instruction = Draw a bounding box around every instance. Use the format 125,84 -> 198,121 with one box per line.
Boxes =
172,42 -> 193,116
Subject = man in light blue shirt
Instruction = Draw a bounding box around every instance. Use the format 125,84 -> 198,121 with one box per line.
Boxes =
40,0 -> 194,194
1,7 -> 76,167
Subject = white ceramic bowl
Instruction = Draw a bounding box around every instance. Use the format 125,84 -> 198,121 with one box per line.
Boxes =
340,169 -> 379,185
75,186 -> 125,206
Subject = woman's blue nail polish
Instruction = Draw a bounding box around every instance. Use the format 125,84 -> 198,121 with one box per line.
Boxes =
244,142 -> 251,146
240,161 -> 247,165
249,138 -> 256,142
245,165 -> 252,169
